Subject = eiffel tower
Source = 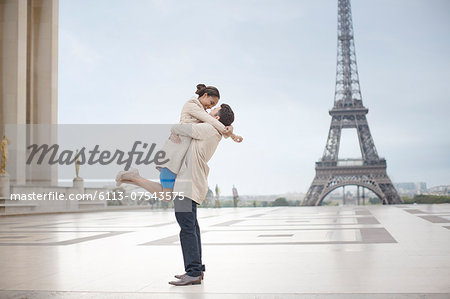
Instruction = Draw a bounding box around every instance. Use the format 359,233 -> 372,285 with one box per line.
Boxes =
302,0 -> 402,206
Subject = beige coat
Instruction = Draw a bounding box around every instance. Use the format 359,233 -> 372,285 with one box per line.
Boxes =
172,123 -> 222,204
158,96 -> 225,174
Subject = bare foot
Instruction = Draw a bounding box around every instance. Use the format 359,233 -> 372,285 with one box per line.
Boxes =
116,168 -> 140,186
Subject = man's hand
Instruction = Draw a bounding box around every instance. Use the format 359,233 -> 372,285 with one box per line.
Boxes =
223,125 -> 234,138
170,133 -> 181,144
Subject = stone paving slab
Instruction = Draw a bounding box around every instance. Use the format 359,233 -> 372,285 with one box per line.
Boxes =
0,204 -> 449,297
0,290 -> 449,299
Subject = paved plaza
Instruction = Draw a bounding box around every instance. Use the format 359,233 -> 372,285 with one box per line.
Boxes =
0,204 -> 449,298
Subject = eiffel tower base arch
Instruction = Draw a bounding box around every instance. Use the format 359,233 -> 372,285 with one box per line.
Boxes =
302,160 -> 403,206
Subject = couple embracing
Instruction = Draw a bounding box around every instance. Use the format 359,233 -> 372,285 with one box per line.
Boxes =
116,84 -> 243,286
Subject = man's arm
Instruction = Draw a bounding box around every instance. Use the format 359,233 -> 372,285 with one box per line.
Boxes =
184,101 -> 233,138
171,123 -> 216,140
184,102 -> 225,131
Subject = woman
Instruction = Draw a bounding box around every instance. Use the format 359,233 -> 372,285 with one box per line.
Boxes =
116,84 -> 243,199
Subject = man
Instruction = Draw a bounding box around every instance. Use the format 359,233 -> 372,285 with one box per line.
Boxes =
168,103 -> 235,286
116,104 -> 236,286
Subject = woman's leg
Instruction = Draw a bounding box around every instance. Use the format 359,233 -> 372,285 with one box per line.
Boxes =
118,168 -> 176,199
121,176 -> 163,194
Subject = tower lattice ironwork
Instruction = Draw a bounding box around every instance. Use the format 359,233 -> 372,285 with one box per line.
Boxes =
302,0 -> 402,206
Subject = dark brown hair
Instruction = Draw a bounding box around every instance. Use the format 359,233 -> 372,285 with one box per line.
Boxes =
218,104 -> 234,126
195,84 -> 220,99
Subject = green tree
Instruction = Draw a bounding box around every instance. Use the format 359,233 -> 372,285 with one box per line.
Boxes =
272,197 -> 289,206
403,195 -> 450,204
369,197 -> 382,205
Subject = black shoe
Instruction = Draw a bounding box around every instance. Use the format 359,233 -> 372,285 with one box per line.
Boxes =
174,272 -> 204,280
169,275 -> 201,286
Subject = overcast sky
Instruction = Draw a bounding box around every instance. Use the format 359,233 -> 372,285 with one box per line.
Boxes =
58,0 -> 450,196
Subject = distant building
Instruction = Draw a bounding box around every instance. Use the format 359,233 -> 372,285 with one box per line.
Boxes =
394,182 -> 427,197
427,185 -> 450,195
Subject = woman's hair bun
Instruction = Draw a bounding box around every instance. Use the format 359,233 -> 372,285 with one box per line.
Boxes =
195,84 -> 207,95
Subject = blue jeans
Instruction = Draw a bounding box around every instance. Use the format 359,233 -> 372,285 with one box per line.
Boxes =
174,197 -> 204,277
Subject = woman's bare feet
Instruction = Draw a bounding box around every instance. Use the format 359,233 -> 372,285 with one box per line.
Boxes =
115,168 -> 140,186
